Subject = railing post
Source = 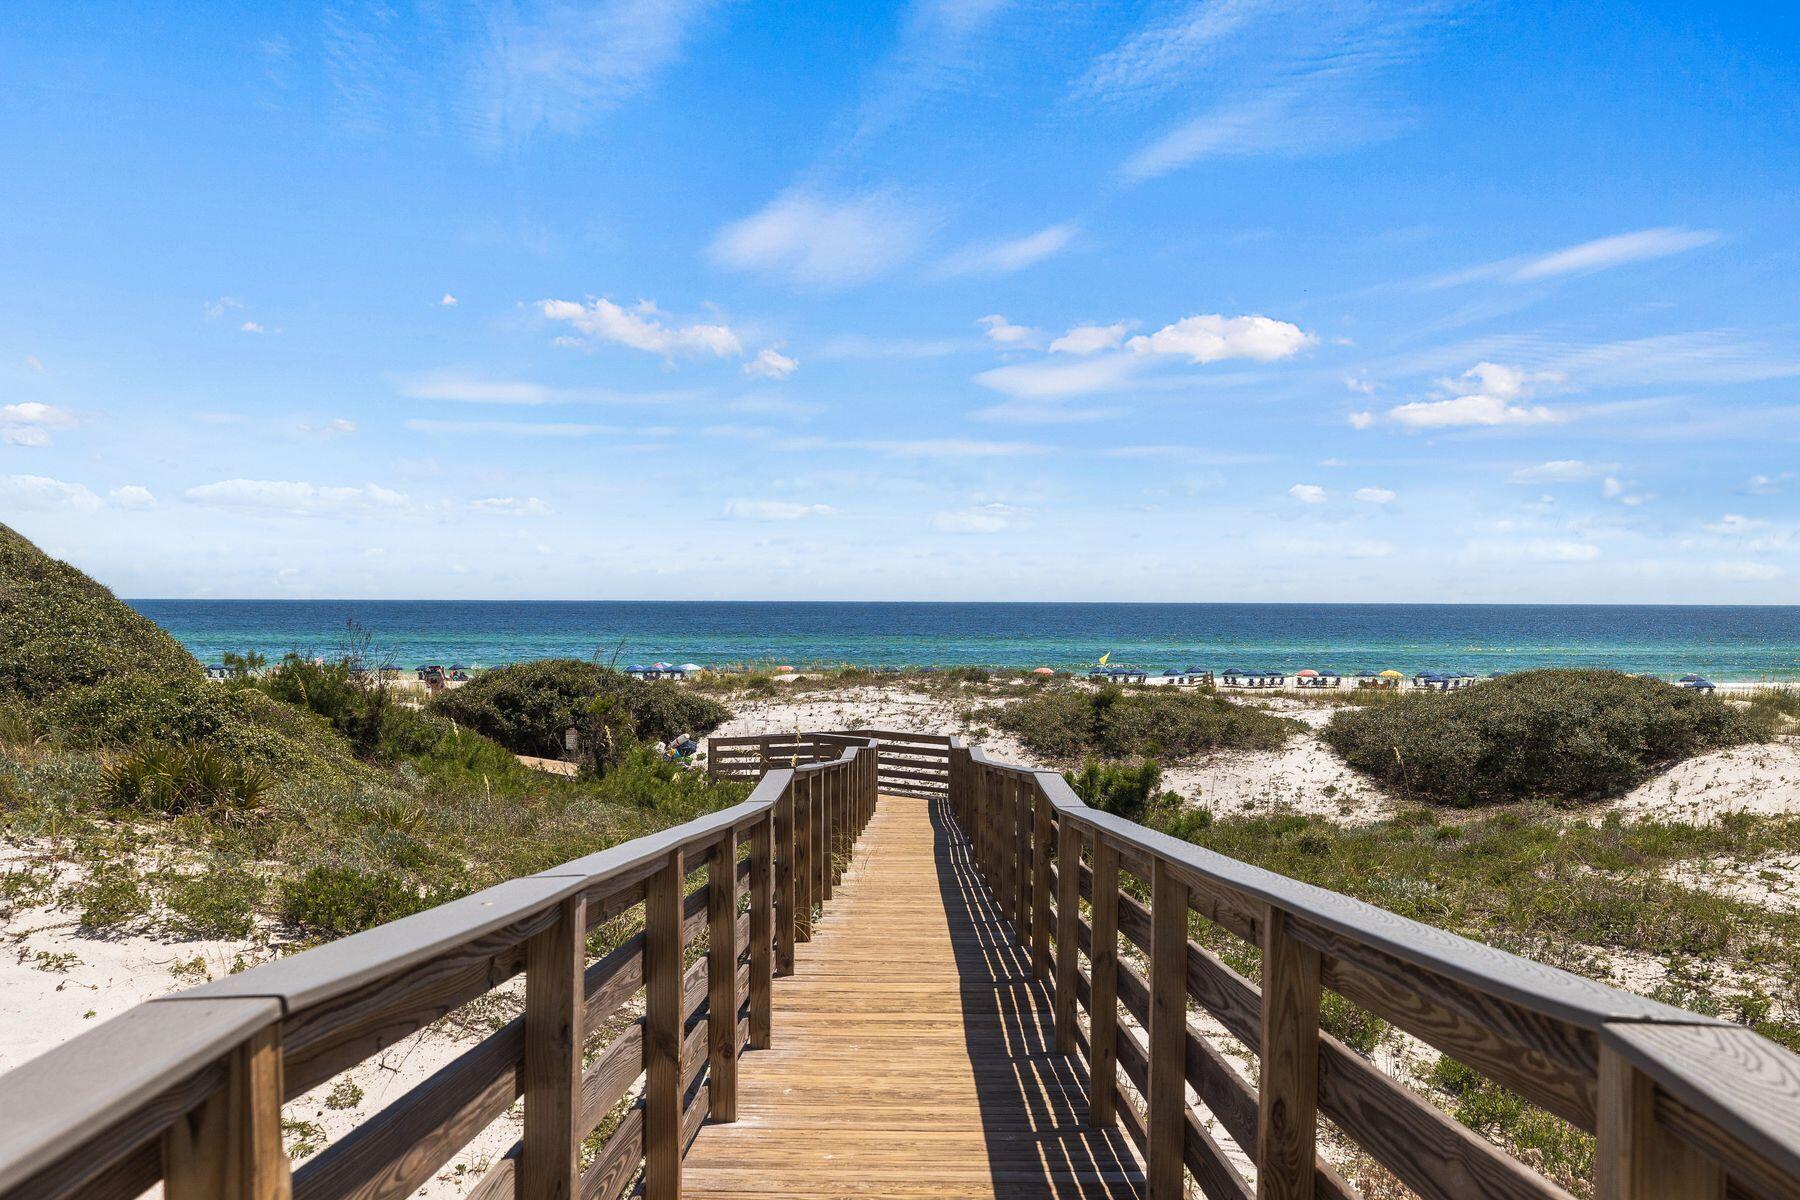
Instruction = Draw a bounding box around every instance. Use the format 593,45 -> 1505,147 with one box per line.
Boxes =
1597,1043 -> 1726,1200
750,810 -> 774,1046
1054,814 -> 1080,1054
162,1023 -> 291,1200
795,773 -> 814,942
522,894 -> 585,1200
775,780 -> 797,975
1088,837 -> 1119,1128
1014,776 -> 1032,946
1257,904 -> 1321,1200
707,832 -> 740,1122
821,768 -> 835,901
644,849 -> 684,1200
1031,791 -> 1053,979
1150,859 -> 1189,1200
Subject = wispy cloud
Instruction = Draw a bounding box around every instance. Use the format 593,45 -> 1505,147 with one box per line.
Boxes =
1,474 -> 101,512
977,314 -> 1041,348
1089,0 -> 1450,183
1050,323 -> 1130,355
471,0 -> 722,144
711,189 -> 935,289
184,478 -> 411,517
932,501 -> 1024,534
469,496 -> 553,517
1509,459 -> 1618,484
848,0 -> 1020,145
537,298 -> 741,359
722,499 -> 836,521
1429,227 -> 1720,287
403,418 -> 620,438
1,402 -> 78,447
933,222 -> 1078,277
743,348 -> 799,380
395,370 -> 695,406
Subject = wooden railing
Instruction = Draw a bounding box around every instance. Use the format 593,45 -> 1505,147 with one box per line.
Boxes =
2,726 -> 1796,1200
946,736 -> 1800,1200
705,733 -> 846,779
712,728 -> 950,800
0,738 -> 879,1200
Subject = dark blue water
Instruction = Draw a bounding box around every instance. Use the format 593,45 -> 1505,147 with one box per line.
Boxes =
125,601 -> 1800,681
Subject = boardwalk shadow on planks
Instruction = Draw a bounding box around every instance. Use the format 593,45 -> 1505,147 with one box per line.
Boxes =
682,793 -> 1144,1200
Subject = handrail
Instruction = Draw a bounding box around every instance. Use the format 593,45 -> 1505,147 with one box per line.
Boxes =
0,738 -> 881,1200
946,735 -> 1800,1200
3,726 -> 1794,1200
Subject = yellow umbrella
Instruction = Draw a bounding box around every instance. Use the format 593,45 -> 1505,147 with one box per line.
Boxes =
1378,670 -> 1405,678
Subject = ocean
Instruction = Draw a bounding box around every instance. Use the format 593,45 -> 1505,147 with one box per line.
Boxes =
125,600 -> 1800,681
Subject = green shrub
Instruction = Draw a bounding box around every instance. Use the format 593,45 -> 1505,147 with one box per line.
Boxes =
994,685 -> 1296,762
433,660 -> 730,759
1064,758 -> 1177,823
75,864 -> 150,928
103,742 -> 269,819
1322,669 -> 1760,806
164,866 -> 264,939
279,864 -> 441,937
0,523 -> 200,705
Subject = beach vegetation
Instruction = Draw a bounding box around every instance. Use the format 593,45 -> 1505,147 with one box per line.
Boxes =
1322,669 -> 1760,806
992,684 -> 1298,762
1063,758 -> 1180,823
432,658 -> 730,763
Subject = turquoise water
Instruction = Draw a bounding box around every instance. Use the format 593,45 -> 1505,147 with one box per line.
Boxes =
126,601 -> 1800,681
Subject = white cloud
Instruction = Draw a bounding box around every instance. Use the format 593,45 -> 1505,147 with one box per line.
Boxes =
1268,536 -> 1396,560
404,418 -> 618,437
184,479 -> 411,517
203,296 -> 243,319
24,355 -> 46,374
1745,473 -> 1792,495
1347,410 -> 1374,430
1353,487 -> 1395,504
934,223 -> 1077,277
1514,227 -> 1719,281
722,499 -> 835,521
537,297 -> 741,359
240,321 -> 267,334
1288,483 -> 1326,503
975,353 -> 1142,399
1387,362 -> 1564,430
711,189 -> 932,289
440,293 -> 459,307
852,438 -> 1045,458
977,314 -> 1040,348
1509,459 -> 1616,484
1531,540 -> 1601,562
743,348 -> 799,380
1127,314 -> 1311,364
394,370 -> 693,406
1705,514 -> 1769,535
108,485 -> 156,510
1713,560 -> 1783,582
1050,323 -> 1129,355
0,474 -> 101,512
297,417 -> 357,438
469,496 -> 553,517
931,503 -> 1021,534
0,402 -> 78,446
470,0 -> 721,144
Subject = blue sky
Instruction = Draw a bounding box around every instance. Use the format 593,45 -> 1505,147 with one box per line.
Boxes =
2,1 -> 1797,602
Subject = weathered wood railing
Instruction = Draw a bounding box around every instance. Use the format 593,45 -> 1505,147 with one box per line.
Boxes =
0,739 -> 879,1200
946,736 -> 1800,1200
711,728 -> 950,800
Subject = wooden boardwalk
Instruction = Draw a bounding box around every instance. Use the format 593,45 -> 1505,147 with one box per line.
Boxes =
683,795 -> 1145,1199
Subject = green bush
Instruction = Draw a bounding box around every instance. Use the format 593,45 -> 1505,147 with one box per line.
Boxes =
433,660 -> 730,759
1322,669 -> 1760,805
75,864 -> 150,928
279,864 -> 441,937
994,685 -> 1296,762
1064,758 -> 1177,823
102,742 -> 268,819
0,523 -> 200,704
164,866 -> 264,939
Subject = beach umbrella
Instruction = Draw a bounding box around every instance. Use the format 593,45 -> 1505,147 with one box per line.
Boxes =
775,665 -> 794,673
1379,670 -> 1404,679
1679,674 -> 1704,682
1032,666 -> 1055,676
652,661 -> 672,669
679,663 -> 703,673
1296,669 -> 1319,678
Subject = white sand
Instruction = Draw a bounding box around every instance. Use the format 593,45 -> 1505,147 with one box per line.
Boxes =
1605,740 -> 1800,822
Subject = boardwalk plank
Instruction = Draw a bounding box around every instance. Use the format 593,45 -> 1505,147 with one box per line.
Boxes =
683,795 -> 1145,1200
